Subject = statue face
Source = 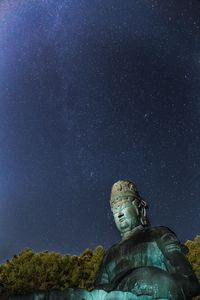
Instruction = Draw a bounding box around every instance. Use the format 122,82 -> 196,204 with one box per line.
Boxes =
111,197 -> 140,234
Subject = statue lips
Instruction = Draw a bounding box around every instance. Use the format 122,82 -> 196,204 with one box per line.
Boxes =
119,216 -> 125,223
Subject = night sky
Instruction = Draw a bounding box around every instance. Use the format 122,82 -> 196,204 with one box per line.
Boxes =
0,0 -> 200,264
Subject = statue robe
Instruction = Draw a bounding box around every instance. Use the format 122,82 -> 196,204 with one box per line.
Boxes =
94,226 -> 200,299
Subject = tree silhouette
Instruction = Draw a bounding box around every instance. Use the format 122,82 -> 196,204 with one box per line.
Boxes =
0,246 -> 105,298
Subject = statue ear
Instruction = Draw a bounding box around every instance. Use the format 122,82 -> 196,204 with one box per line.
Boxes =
140,201 -> 148,225
135,207 -> 139,216
132,198 -> 148,225
131,199 -> 140,216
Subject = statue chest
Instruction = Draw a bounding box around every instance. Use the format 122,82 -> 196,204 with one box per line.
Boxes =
105,239 -> 168,283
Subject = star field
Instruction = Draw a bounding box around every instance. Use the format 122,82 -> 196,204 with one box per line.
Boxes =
0,0 -> 200,263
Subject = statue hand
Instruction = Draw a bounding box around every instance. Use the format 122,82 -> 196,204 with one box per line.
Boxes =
104,291 -> 139,300
90,289 -> 139,300
90,289 -> 108,299
90,289 -> 155,300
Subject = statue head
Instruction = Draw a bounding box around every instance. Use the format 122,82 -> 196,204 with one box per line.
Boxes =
110,180 -> 149,237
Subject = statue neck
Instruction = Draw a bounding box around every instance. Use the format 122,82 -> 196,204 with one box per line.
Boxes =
121,224 -> 144,241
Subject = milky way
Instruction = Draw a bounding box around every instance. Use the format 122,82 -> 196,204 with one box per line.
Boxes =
0,0 -> 200,263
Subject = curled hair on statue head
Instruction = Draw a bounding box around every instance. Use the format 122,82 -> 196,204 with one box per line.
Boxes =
132,197 -> 150,226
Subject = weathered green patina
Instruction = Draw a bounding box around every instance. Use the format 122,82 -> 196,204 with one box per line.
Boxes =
92,180 -> 199,299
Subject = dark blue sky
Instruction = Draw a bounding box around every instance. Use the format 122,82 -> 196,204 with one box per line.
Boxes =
0,0 -> 200,263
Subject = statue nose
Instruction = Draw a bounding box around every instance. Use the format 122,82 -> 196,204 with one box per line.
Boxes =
118,213 -> 124,219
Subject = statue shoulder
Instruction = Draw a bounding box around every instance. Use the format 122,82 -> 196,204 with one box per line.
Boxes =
150,225 -> 178,238
100,243 -> 118,261
139,225 -> 178,240
151,226 -> 188,255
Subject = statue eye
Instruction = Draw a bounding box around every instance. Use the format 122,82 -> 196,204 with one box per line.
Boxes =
112,206 -> 118,213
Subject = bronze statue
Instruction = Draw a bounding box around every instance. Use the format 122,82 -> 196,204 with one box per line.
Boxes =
93,180 -> 200,299
61,180 -> 199,299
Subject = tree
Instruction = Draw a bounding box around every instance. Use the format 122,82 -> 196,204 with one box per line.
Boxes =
185,235 -> 200,300
0,246 -> 105,298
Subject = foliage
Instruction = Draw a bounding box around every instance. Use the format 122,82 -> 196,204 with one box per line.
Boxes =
185,235 -> 200,282
185,236 -> 200,300
0,246 -> 105,298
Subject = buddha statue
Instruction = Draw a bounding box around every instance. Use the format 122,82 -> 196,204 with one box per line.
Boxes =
93,180 -> 200,299
66,180 -> 199,300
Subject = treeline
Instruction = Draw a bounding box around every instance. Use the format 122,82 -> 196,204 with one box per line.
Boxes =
0,246 -> 105,298
185,235 -> 200,300
0,236 -> 199,299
